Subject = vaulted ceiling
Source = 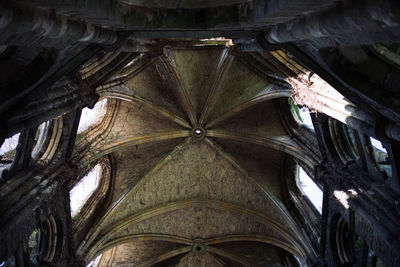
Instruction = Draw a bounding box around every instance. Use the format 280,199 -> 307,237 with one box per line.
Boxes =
76,44 -> 317,266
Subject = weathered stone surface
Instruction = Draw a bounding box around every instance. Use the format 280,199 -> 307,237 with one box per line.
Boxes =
110,100 -> 184,138
214,139 -> 284,198
98,240 -> 186,267
213,100 -> 288,138
103,140 -> 289,231
108,206 -> 282,241
124,58 -> 188,119
211,241 -> 285,266
176,252 -> 223,267
110,139 -> 183,203
169,47 -> 226,120
206,56 -> 273,123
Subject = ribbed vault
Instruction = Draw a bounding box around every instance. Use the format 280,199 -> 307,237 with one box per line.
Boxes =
77,45 -> 317,266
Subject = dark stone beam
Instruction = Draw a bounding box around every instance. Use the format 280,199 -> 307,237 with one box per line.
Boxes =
263,0 -> 400,47
5,0 -> 338,36
0,2 -> 119,48
0,46 -> 99,119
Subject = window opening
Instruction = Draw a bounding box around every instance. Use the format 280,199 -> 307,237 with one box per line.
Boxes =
372,44 -> 400,69
369,137 -> 391,177
289,99 -> 314,129
0,256 -> 15,267
28,228 -> 39,263
87,254 -> 102,267
0,133 -> 20,164
331,215 -> 369,265
331,217 -> 354,264
77,99 -> 108,134
70,164 -> 102,217
299,106 -> 314,129
32,122 -> 49,158
297,166 -> 322,214
370,137 -> 386,153
344,124 -> 359,157
330,120 -> 360,164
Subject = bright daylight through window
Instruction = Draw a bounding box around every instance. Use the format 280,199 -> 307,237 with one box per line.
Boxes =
0,133 -> 20,161
70,164 -> 102,217
370,137 -> 392,177
87,254 -> 102,267
289,98 -> 314,129
78,99 -> 108,134
0,133 -> 20,175
299,106 -> 314,129
370,137 -> 387,153
298,166 -> 322,214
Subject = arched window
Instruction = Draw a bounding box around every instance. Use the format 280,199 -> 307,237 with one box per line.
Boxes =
0,133 -> 20,176
87,254 -> 102,267
296,166 -> 322,214
329,119 -> 359,164
299,106 -> 314,129
330,214 -> 385,266
40,215 -> 63,263
329,119 -> 392,179
28,228 -> 39,263
330,215 -> 355,265
370,137 -> 386,153
369,137 -> 392,178
289,98 -> 314,130
31,121 -> 50,158
0,133 -> 20,164
32,118 -> 63,162
25,215 -> 62,264
78,99 -> 108,134
70,164 -> 102,218
371,44 -> 400,69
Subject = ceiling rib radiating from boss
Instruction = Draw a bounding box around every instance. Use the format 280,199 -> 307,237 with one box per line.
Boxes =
78,45 -> 315,266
